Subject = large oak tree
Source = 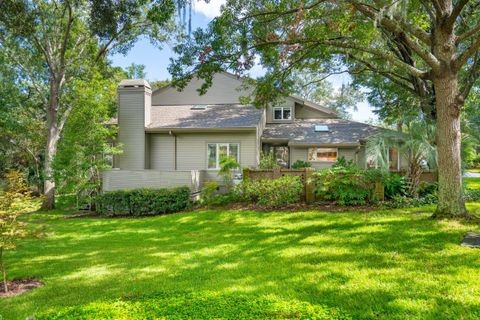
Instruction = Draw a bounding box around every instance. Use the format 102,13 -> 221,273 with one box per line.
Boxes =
171,0 -> 480,218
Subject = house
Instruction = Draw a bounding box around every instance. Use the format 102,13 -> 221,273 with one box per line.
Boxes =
102,72 -> 405,192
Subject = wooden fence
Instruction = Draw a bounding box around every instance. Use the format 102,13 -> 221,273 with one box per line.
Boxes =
242,168 -> 385,203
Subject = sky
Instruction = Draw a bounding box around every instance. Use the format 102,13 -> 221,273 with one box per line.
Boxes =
109,0 -> 376,123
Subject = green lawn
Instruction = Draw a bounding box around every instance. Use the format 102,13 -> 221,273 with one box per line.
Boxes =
1,203 -> 480,319
466,177 -> 480,190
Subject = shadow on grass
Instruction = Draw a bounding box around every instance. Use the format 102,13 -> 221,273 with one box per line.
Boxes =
1,207 -> 480,319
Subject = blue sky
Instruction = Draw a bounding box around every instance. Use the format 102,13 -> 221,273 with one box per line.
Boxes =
109,0 -> 376,123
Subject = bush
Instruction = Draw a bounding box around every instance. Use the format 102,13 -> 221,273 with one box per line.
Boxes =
314,165 -> 370,205
238,175 -> 303,207
465,188 -> 480,202
417,181 -> 438,197
291,160 -> 311,169
383,173 -> 408,199
200,180 -> 240,207
96,187 -> 191,216
259,151 -> 280,170
383,194 -> 437,209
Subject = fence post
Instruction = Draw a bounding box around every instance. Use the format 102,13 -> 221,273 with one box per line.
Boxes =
305,168 -> 315,203
374,181 -> 385,202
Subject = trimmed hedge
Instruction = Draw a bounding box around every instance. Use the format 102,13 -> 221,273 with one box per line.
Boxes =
96,187 -> 191,216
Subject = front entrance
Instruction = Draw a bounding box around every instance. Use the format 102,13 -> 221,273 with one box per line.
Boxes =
262,144 -> 290,168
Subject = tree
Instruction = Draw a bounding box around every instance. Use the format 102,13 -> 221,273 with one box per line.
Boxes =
170,0 -> 480,218
53,68 -> 122,209
367,121 -> 437,196
126,63 -> 147,79
0,171 -> 32,293
0,0 -> 175,209
291,72 -> 363,119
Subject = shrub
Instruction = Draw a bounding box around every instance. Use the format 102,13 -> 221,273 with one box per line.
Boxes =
96,187 -> 191,216
201,181 -> 220,205
200,181 -> 240,207
465,188 -> 480,202
383,194 -> 437,209
259,151 -> 280,170
383,173 -> 408,199
417,181 -> 438,197
314,165 -> 370,205
239,175 -> 303,207
291,160 -> 311,169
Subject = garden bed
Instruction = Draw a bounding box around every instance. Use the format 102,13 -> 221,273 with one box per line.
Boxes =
0,279 -> 43,298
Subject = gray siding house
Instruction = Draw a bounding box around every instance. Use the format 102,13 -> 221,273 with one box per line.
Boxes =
103,72 -> 403,191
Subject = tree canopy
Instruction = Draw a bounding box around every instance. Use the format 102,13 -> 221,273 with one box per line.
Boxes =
170,0 -> 480,218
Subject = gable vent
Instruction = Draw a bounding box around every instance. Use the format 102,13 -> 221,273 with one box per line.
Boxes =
191,104 -> 208,110
315,125 -> 329,132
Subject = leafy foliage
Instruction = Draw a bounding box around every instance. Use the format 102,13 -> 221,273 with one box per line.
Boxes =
0,170 -> 34,292
259,151 -> 280,170
96,187 -> 191,216
239,176 -> 303,207
314,165 -> 370,206
218,156 -> 240,190
291,160 -> 311,169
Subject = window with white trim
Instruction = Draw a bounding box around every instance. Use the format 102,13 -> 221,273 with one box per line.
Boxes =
207,143 -> 240,169
273,107 -> 292,120
308,147 -> 337,162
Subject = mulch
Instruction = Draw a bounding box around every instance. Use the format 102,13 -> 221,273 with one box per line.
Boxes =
0,279 -> 43,298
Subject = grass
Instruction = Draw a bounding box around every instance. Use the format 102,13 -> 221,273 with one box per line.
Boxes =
0,202 -> 480,320
466,177 -> 480,190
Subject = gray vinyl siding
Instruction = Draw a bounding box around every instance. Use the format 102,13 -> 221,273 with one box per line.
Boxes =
295,104 -> 333,119
150,133 -> 175,170
149,131 -> 258,181
290,146 -> 358,170
102,169 -> 205,192
152,73 -> 254,105
117,87 -> 151,170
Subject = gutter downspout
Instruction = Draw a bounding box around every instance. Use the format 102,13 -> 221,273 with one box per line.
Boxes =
169,130 -> 177,170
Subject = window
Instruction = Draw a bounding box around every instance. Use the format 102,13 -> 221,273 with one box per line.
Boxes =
388,148 -> 399,171
308,147 -> 337,162
207,143 -> 240,169
273,107 -> 292,120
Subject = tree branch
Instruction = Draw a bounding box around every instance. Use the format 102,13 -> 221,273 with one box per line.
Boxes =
447,0 -> 470,28
455,36 -> 480,70
457,22 -> 480,43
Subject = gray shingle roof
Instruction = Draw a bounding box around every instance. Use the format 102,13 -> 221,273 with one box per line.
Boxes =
148,104 -> 263,130
261,119 -> 381,146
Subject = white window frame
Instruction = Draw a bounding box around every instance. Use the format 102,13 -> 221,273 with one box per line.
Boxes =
308,147 -> 338,162
207,143 -> 240,170
273,106 -> 292,120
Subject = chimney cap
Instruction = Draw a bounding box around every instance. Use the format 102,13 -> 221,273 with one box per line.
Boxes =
119,79 -> 151,89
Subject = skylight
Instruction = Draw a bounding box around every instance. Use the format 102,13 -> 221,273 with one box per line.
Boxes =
191,104 -> 208,110
315,125 -> 329,132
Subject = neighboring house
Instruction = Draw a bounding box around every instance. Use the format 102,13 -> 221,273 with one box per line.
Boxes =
102,72 -> 404,192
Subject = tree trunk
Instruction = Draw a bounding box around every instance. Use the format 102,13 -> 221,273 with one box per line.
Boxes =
1,249 -> 7,293
41,81 -> 61,210
431,74 -> 468,218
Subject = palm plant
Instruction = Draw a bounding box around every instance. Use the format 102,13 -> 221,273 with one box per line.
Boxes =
366,121 -> 437,196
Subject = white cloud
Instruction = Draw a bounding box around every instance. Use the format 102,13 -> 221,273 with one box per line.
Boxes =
193,0 -> 226,19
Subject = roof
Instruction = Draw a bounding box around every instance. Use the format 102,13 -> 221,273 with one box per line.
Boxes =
147,104 -> 263,130
261,119 -> 381,146
151,71 -> 337,117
